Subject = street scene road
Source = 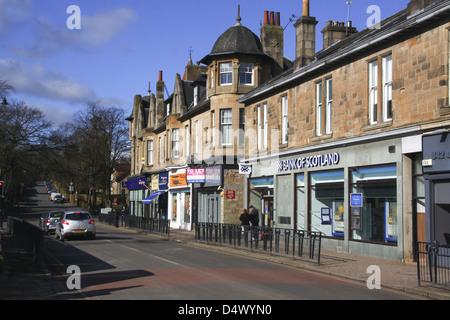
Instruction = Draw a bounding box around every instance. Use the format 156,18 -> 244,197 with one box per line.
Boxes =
6,182 -> 418,302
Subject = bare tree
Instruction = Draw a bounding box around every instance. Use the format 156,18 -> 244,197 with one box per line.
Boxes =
0,99 -> 52,203
0,80 -> 13,98
72,102 -> 129,206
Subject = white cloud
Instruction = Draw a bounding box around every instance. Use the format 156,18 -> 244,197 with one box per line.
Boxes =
34,102 -> 76,127
13,7 -> 137,58
0,59 -> 96,103
79,8 -> 136,46
0,0 -> 33,36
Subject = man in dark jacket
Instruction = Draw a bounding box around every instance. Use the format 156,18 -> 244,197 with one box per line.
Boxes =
249,205 -> 259,227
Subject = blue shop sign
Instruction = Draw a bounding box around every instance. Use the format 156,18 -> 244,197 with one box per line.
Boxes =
159,172 -> 169,190
126,176 -> 146,190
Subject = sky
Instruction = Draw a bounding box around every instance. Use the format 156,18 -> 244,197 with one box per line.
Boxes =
0,0 -> 408,127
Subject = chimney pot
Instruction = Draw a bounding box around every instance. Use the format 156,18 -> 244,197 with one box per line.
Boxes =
270,11 -> 275,25
275,12 -> 280,26
264,11 -> 269,25
158,70 -> 163,81
302,0 -> 310,17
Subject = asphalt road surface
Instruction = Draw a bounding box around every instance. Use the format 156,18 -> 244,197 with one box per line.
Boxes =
24,182 -> 417,302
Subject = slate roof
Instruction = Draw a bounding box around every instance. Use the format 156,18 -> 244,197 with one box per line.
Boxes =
238,0 -> 450,104
201,24 -> 269,64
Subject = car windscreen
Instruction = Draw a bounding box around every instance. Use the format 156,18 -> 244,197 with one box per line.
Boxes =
65,213 -> 91,220
50,212 -> 64,218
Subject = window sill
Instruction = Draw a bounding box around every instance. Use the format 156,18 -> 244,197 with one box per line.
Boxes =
362,120 -> 393,132
311,133 -> 333,142
439,105 -> 450,116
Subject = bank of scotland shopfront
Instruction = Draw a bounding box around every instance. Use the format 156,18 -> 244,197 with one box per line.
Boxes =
243,137 -> 412,261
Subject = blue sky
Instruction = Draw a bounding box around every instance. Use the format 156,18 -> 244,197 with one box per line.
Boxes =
0,0 -> 408,127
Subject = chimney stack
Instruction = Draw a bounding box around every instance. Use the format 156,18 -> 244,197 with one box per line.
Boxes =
294,0 -> 318,70
406,0 -> 435,16
261,10 -> 284,75
155,70 -> 165,128
321,20 -> 357,50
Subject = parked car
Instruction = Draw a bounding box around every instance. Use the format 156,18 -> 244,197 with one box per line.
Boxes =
50,192 -> 61,201
40,211 -> 65,234
53,194 -> 64,203
55,211 -> 96,241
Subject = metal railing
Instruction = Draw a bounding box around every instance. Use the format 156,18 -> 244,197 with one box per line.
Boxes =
195,223 -> 322,265
417,242 -> 450,288
99,214 -> 170,236
7,217 -> 44,262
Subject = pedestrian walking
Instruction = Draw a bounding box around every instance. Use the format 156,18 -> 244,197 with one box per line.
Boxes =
239,209 -> 250,226
120,206 -> 127,226
249,205 -> 259,227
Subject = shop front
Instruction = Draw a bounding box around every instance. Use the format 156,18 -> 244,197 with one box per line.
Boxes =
193,165 -> 223,224
125,175 -> 148,217
244,138 -> 409,261
142,171 -> 168,220
422,131 -> 450,245
168,168 -> 191,230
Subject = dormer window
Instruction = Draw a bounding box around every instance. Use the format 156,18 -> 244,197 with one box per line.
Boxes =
220,62 -> 233,85
239,62 -> 254,85
193,85 -> 198,106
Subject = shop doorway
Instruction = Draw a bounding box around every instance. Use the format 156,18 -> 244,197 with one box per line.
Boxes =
206,194 -> 219,223
433,180 -> 450,245
262,197 -> 273,227
199,192 -> 220,223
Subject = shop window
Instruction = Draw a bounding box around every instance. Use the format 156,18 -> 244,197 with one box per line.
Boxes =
309,170 -> 344,237
350,165 -> 397,243
296,174 -> 306,230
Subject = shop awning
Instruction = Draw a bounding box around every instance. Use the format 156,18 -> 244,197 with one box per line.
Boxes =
142,190 -> 166,204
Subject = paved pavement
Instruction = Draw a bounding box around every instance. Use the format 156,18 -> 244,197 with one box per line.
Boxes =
1,221 -> 449,300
